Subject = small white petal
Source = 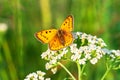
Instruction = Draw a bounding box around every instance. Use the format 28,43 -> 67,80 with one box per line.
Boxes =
79,58 -> 86,65
24,79 -> 29,80
0,23 -> 8,32
45,63 -> 52,70
51,67 -> 57,74
112,50 -> 120,56
45,78 -> 51,80
38,76 -> 44,80
81,33 -> 87,39
110,54 -> 115,59
37,71 -> 46,76
71,53 -> 81,61
41,49 -> 51,59
49,59 -> 57,64
85,53 -> 91,59
90,58 -> 98,64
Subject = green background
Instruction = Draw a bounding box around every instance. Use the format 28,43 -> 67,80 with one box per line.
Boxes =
0,0 -> 120,80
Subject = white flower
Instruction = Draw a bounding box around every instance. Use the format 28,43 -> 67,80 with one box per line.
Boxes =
78,58 -> 86,65
49,59 -> 57,64
82,33 -> 88,38
45,78 -> 51,80
87,35 -> 97,44
90,58 -> 98,64
71,53 -> 81,61
0,23 -> 8,32
110,54 -> 115,59
24,71 -> 50,80
97,38 -> 107,47
38,76 -> 44,80
76,32 -> 80,36
41,49 -> 57,60
85,53 -> 91,59
73,32 -> 82,39
70,44 -> 79,54
25,72 -> 38,79
51,67 -> 57,74
41,49 -> 51,59
57,48 -> 68,59
112,50 -> 120,56
37,71 -> 46,76
45,62 -> 53,70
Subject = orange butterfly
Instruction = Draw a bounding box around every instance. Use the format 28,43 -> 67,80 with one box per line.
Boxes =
35,15 -> 74,51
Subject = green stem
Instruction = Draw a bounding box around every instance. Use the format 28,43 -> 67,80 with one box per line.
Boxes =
76,62 -> 81,80
58,62 -> 76,80
81,64 -> 86,74
3,41 -> 18,80
101,66 -> 111,80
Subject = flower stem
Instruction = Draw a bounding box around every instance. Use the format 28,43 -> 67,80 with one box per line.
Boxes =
81,64 -> 86,74
58,62 -> 76,80
76,62 -> 81,80
101,66 -> 111,80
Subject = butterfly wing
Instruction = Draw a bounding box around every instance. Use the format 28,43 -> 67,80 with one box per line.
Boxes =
60,15 -> 73,32
49,31 -> 73,51
63,31 -> 73,46
49,34 -> 64,50
35,29 -> 57,43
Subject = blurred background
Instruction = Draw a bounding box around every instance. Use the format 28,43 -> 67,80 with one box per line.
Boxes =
0,0 -> 120,80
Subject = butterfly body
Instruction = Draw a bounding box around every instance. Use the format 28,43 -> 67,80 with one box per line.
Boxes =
35,15 -> 74,51
57,30 -> 65,46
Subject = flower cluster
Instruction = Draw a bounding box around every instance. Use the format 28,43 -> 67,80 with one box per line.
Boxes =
40,32 -> 108,74
41,48 -> 68,73
70,32 -> 107,64
109,50 -> 120,59
24,71 -> 50,80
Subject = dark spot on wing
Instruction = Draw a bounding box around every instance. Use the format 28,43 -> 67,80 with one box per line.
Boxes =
49,31 -> 51,33
64,21 -> 67,25
45,31 -> 48,34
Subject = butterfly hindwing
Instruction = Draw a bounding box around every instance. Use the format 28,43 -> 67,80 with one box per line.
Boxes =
49,31 -> 73,51
63,31 -> 73,46
49,34 -> 64,50
35,29 -> 57,43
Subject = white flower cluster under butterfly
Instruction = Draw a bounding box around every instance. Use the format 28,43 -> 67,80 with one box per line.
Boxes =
41,32 -> 108,72
24,70 -> 50,80
40,32 -> 120,73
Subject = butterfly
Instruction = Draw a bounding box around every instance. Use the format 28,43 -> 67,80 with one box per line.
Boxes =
35,15 -> 74,51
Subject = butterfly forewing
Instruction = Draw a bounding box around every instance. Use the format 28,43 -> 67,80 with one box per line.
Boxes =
60,15 -> 73,32
35,29 -> 57,43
